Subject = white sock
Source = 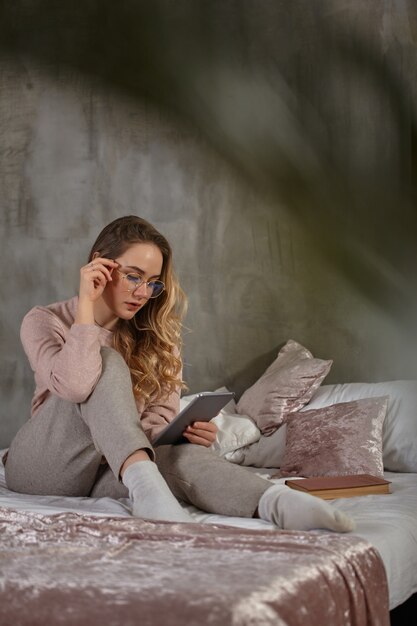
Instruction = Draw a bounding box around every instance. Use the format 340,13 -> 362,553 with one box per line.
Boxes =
258,484 -> 356,532
122,461 -> 195,523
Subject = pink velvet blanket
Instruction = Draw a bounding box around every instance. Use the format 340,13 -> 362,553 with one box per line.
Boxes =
0,507 -> 389,626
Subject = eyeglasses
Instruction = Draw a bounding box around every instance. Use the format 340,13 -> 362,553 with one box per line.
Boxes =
116,269 -> 165,299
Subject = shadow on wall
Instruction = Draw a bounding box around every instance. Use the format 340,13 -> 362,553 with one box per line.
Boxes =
1,1 -> 417,445
226,346 -> 284,400
1,1 -> 417,320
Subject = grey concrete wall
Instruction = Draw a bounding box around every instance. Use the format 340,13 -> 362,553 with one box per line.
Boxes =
1,1 -> 417,447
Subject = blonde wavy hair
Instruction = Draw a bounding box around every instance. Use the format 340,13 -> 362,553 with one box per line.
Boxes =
88,215 -> 187,403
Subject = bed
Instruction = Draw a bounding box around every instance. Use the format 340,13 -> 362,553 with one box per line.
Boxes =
1,458 -> 416,625
1,341 -> 416,625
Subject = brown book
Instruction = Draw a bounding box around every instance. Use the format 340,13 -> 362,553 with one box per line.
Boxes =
285,474 -> 391,500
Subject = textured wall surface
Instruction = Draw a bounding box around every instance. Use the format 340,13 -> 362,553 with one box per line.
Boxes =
1,1 -> 417,447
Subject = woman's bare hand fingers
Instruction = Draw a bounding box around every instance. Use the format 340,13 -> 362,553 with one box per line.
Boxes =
85,258 -> 117,282
183,421 -> 218,446
182,431 -> 213,447
79,258 -> 118,301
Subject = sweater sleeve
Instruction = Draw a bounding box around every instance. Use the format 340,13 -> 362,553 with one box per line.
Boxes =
140,385 -> 181,443
20,306 -> 104,404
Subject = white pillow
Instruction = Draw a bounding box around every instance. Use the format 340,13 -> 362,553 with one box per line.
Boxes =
212,387 -> 261,458
211,412 -> 261,459
181,388 -> 261,460
231,424 -> 287,468
305,381 -> 417,472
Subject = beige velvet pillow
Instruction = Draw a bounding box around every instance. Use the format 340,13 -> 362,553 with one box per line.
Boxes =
236,340 -> 332,435
306,380 -> 417,472
280,396 -> 388,478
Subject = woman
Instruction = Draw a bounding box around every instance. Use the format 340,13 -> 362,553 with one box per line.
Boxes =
5,215 -> 354,531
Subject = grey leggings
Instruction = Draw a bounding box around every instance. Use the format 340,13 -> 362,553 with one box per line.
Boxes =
5,347 -> 270,517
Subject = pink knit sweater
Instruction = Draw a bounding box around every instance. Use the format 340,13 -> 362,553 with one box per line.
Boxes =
20,296 -> 180,443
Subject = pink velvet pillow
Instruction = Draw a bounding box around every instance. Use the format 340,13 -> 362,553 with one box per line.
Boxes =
236,340 -> 332,435
280,396 -> 388,478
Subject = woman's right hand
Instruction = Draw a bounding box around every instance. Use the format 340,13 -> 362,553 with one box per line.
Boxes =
79,257 -> 119,303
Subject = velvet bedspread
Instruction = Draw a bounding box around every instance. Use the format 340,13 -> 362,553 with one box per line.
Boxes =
0,507 -> 389,626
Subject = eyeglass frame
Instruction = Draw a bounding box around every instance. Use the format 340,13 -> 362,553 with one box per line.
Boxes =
115,269 -> 165,299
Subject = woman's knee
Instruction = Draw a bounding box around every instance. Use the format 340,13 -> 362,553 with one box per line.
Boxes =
100,347 -> 131,381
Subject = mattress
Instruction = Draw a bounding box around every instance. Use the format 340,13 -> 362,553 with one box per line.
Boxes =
1,452 -> 416,610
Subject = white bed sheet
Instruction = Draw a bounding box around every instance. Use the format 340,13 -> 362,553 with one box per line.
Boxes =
0,452 -> 415,610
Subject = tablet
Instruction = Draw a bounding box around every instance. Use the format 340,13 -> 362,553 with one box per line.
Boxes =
153,391 -> 235,447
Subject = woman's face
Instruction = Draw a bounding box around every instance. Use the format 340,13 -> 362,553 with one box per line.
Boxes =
96,242 -> 164,329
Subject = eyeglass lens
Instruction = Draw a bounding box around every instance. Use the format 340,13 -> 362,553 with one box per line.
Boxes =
125,274 -> 164,298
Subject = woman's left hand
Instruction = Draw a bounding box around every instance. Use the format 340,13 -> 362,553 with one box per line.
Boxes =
183,421 -> 218,447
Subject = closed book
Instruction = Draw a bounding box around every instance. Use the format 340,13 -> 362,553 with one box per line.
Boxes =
285,474 -> 391,500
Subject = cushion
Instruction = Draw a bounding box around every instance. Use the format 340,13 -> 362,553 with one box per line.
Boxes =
306,381 -> 417,472
236,340 -> 332,435
181,388 -> 261,460
280,396 -> 388,478
210,413 -> 261,459
233,424 -> 287,468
